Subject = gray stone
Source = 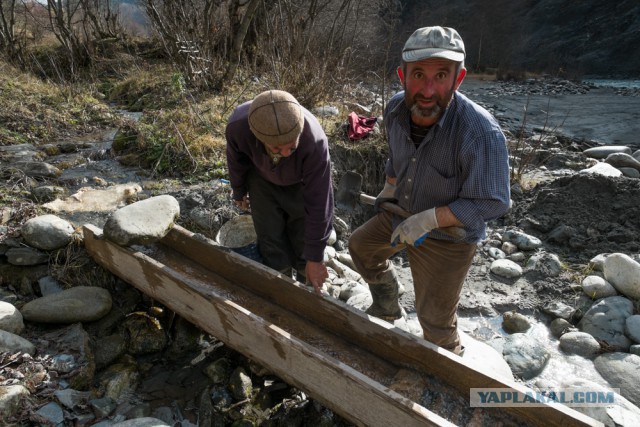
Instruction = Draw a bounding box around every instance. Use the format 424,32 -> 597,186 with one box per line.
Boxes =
525,251 -> 563,277
603,253 -> 640,300
620,167 -> 640,178
0,301 -> 24,334
559,331 -> 601,359
549,318 -> 577,338
31,185 -> 67,203
16,161 -> 61,178
594,352 -> 640,408
21,214 -> 75,251
581,275 -> 617,299
605,152 -> 640,171
21,286 -> 112,323
583,145 -> 632,159
502,230 -> 542,250
502,311 -> 531,333
578,296 -> 633,352
228,367 -> 252,400
502,333 -> 550,380
490,258 -> 523,278
625,315 -> 640,343
579,162 -> 623,177
53,389 -> 93,410
5,247 -> 49,266
35,402 -> 65,425
542,301 -> 576,321
38,276 -> 64,296
103,195 -> 180,246
0,385 -> 30,419
0,330 -> 35,355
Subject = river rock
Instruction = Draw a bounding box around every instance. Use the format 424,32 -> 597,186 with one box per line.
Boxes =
16,161 -> 61,178
0,301 -> 24,334
583,145 -> 632,159
502,311 -> 531,333
549,318 -> 574,338
603,253 -> 640,300
605,152 -> 640,171
0,330 -> 36,355
0,385 -> 31,419
581,275 -> 618,299
588,253 -> 610,272
502,333 -> 550,380
620,167 -> 640,178
502,230 -> 542,250
5,247 -> 49,266
489,259 -> 523,278
559,331 -> 601,358
578,296 -> 633,352
579,162 -> 623,177
525,251 -> 563,277
21,214 -> 75,251
594,353 -> 640,408
542,301 -> 576,321
103,195 -> 180,246
625,315 -> 640,343
21,286 -> 112,323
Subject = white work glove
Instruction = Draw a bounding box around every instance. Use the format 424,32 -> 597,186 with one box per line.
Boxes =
373,181 -> 396,212
391,208 -> 438,247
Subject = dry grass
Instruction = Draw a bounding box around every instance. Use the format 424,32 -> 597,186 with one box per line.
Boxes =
0,60 -> 125,146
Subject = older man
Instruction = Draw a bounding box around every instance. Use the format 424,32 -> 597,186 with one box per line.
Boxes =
348,27 -> 510,354
226,90 -> 334,293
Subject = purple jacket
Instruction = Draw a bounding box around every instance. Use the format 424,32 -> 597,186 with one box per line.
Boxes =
225,101 -> 334,262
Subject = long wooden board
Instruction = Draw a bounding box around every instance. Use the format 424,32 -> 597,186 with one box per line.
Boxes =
83,224 -> 601,427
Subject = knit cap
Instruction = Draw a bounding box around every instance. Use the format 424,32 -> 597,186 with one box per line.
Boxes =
248,90 -> 304,146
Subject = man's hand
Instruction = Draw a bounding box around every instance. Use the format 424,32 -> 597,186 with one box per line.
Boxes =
391,208 -> 438,247
373,180 -> 396,212
234,195 -> 250,212
305,260 -> 328,295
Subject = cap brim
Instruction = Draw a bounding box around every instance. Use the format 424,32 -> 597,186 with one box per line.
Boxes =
402,48 -> 464,63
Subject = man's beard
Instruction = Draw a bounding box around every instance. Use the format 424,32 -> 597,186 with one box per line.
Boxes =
405,83 -> 456,120
409,98 -> 443,120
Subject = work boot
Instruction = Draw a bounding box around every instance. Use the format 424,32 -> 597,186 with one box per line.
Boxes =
366,278 -> 406,321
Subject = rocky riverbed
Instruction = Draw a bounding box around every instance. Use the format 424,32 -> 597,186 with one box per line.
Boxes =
2,77 -> 640,426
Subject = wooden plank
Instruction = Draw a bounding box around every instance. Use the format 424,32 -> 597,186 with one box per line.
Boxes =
158,224 -> 601,427
82,224 -> 452,427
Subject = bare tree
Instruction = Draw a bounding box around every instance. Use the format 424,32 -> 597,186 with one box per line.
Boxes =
0,0 -> 21,62
46,0 -> 90,74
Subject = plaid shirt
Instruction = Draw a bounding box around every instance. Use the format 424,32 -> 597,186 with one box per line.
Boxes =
384,90 -> 510,243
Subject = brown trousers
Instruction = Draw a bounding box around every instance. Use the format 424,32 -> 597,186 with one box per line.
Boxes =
348,211 -> 476,353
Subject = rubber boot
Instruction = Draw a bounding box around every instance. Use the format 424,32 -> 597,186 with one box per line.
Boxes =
366,277 -> 406,321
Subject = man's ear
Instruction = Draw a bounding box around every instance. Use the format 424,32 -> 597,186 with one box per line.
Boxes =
455,67 -> 467,89
396,66 -> 404,85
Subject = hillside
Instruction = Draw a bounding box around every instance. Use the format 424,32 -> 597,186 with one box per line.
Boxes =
398,0 -> 640,78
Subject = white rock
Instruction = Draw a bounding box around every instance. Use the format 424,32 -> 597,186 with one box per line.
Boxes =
0,301 -> 24,334
490,259 -> 523,278
603,253 -> 640,299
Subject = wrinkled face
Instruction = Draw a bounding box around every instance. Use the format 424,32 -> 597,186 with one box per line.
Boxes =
263,139 -> 299,164
403,58 -> 466,126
